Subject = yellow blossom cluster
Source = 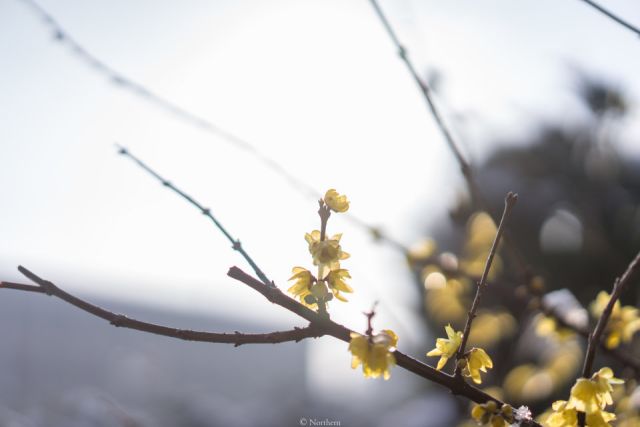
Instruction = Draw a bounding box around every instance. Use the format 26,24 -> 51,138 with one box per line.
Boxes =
287,189 -> 353,309
614,381 -> 640,427
348,329 -> 398,380
535,314 -> 576,342
590,291 -> 640,349
544,367 -> 624,427
427,325 -> 494,384
471,401 -> 514,427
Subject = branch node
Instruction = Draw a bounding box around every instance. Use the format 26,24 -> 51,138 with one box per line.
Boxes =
397,45 -> 407,59
40,280 -> 56,296
110,314 -> 128,327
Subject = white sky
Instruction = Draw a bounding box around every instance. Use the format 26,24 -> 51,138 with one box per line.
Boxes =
1,0 -> 639,403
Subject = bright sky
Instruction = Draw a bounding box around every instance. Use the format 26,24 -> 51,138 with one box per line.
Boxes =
1,0 -> 639,403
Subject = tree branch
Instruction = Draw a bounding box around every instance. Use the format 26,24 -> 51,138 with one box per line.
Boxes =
455,192 -> 517,375
116,145 -> 272,287
20,0 -> 410,257
581,250 -> 640,379
1,264 -> 540,425
578,0 -> 640,38
227,265 -> 541,426
367,0 -> 479,206
1,267 -> 320,346
367,0 -> 538,288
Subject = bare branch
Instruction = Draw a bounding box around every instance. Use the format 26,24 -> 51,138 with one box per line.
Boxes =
578,0 -> 640,38
367,0 -> 536,287
581,250 -> 640,379
367,0 -> 479,206
2,264 -> 540,425
227,266 -> 541,426
18,0 -> 320,200
116,145 -> 272,286
369,6 -> 636,381
19,0 -> 409,255
455,192 -> 517,375
1,267 -> 320,346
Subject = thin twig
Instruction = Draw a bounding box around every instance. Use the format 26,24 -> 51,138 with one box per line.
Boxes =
367,0 -> 538,289
116,145 -> 272,287
581,250 -> 640,379
578,0 -> 640,38
18,0 -> 318,200
367,0 -> 479,206
1,268 -> 320,346
455,192 -> 518,375
18,0 -> 409,254
116,146 -> 416,341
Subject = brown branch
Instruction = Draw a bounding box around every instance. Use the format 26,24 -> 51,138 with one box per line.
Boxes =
455,192 -> 517,375
2,264 -> 540,425
581,250 -> 640,379
1,268 -> 320,346
227,265 -> 541,426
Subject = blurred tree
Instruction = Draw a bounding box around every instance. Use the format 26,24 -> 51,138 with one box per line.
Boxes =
409,75 -> 640,422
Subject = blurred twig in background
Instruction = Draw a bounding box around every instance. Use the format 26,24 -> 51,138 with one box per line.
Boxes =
578,0 -> 640,37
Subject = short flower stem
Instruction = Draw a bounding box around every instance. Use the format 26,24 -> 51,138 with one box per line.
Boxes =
316,199 -> 332,317
455,192 -> 518,378
364,302 -> 378,337
318,200 -> 331,242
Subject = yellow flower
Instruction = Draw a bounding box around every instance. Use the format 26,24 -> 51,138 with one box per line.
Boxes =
471,401 -> 513,427
349,329 -> 398,380
426,324 -> 463,370
324,189 -> 349,213
590,291 -> 640,349
545,400 -> 577,427
567,367 -> 623,414
569,379 -> 602,414
325,268 -> 353,302
535,315 -> 575,342
287,267 -> 314,306
592,367 -> 624,407
305,230 -> 350,270
462,347 -> 493,384
586,411 -> 616,427
543,400 -> 616,427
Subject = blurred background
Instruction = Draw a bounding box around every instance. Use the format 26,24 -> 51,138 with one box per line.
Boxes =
1,0 -> 639,426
